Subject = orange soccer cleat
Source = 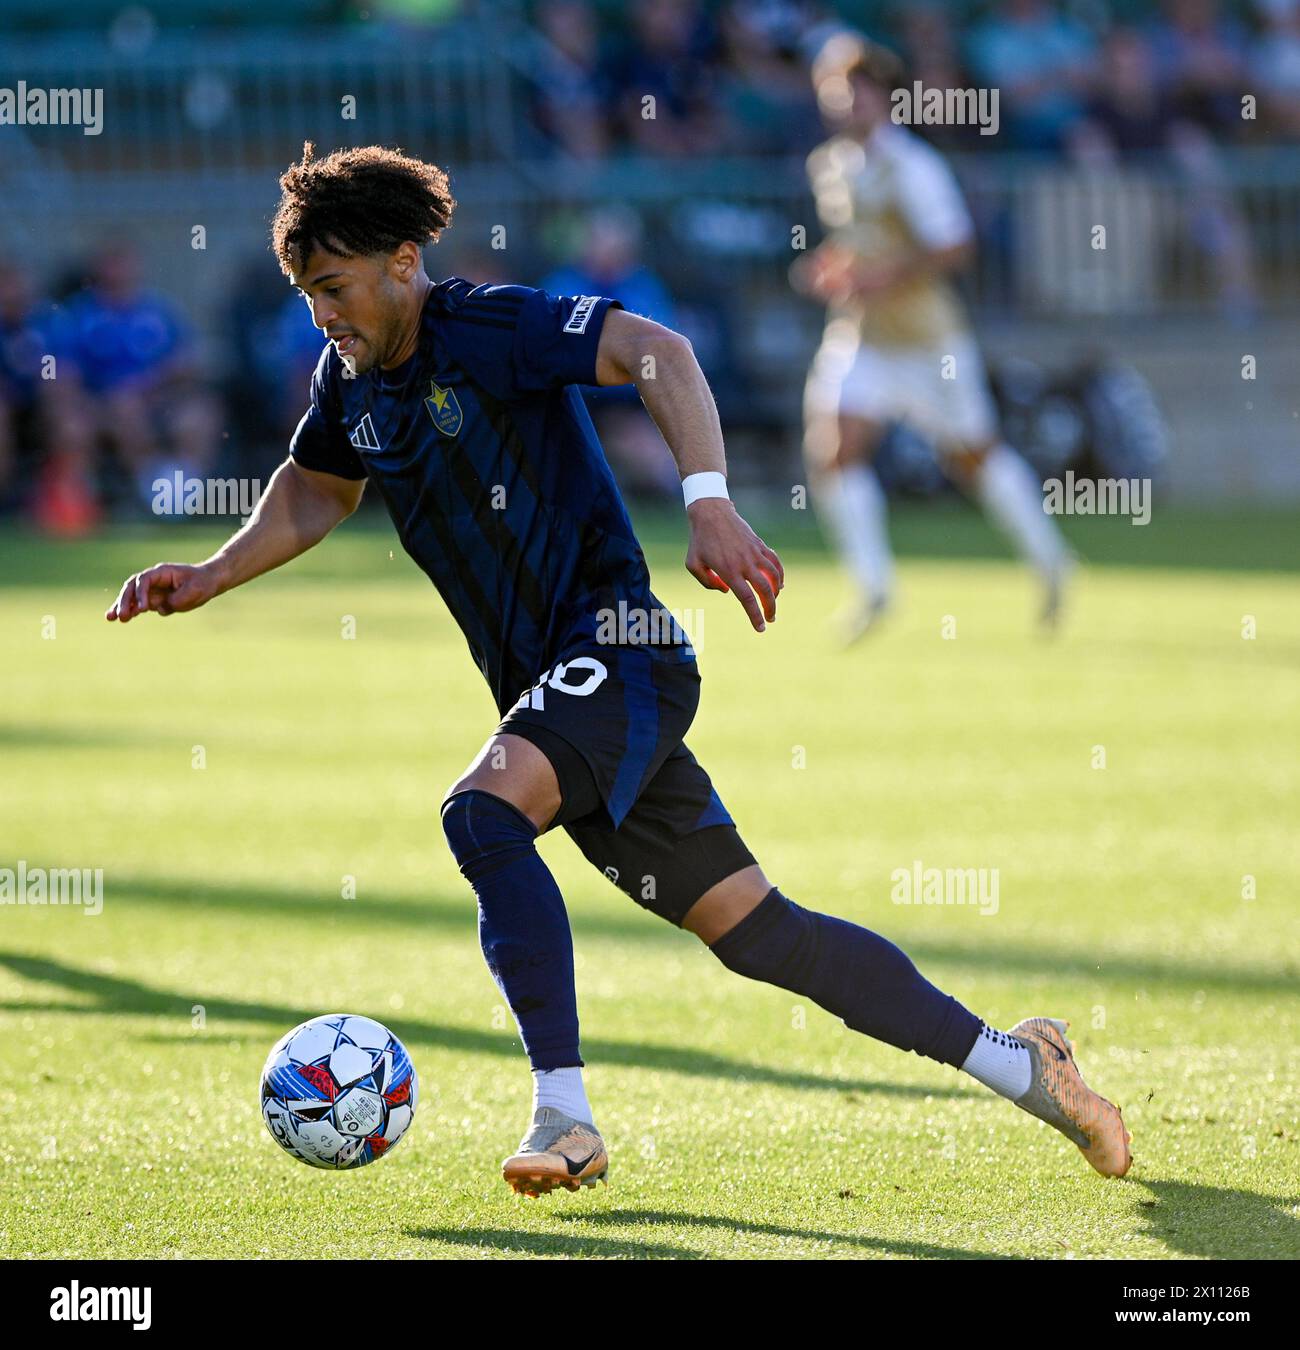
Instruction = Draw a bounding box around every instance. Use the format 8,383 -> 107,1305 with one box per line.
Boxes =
501,1106 -> 608,1198
1009,1016 -> 1133,1178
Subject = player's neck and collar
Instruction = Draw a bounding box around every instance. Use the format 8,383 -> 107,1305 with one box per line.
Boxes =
824,118 -> 898,166
856,118 -> 899,151
372,276 -> 436,390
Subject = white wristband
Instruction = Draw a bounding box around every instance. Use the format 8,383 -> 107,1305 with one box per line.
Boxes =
682,471 -> 730,508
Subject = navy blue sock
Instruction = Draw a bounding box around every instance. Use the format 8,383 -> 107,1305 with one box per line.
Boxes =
710,888 -> 981,1067
441,789 -> 582,1071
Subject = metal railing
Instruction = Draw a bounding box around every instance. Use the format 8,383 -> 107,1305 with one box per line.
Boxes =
0,23 -> 522,178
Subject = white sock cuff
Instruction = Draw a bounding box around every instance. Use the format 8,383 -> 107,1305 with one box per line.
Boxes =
532,1065 -> 595,1126
960,1023 -> 1033,1101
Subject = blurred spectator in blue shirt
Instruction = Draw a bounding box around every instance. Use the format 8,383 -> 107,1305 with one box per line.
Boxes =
531,0 -> 613,159
55,253 -> 184,396
715,0 -> 822,154
1145,0 -> 1249,137
0,263 -> 106,531
609,0 -> 726,156
1071,27 -> 1181,154
544,206 -> 676,325
1070,26 -> 1257,321
966,0 -> 1096,152
262,290 -> 329,440
48,243 -> 221,514
1250,0 -> 1300,136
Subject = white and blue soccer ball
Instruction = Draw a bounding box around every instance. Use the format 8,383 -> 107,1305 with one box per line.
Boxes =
260,1014 -> 418,1169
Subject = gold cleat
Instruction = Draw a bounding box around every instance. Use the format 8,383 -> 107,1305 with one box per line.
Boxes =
502,1106 -> 608,1198
1010,1017 -> 1133,1178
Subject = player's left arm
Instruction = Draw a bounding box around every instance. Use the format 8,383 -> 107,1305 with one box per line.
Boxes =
594,307 -> 784,633
796,237 -> 972,303
851,238 -> 973,297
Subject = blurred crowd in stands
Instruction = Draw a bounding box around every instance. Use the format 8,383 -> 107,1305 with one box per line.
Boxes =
2,0 -> 1297,529
0,247 -> 221,531
519,0 -> 1300,157
0,218 -> 690,528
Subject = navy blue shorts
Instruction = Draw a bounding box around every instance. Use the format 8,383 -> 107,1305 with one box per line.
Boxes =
497,644 -> 757,926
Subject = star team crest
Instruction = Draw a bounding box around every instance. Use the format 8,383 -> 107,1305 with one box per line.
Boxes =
425,380 -> 463,437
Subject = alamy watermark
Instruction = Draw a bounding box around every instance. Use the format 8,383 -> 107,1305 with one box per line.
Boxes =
0,83 -> 103,135
1043,471 -> 1151,525
891,860 -> 999,916
152,472 -> 262,519
891,82 -> 999,137
1,861 -> 103,916
596,601 -> 703,653
50,1283 -> 150,1330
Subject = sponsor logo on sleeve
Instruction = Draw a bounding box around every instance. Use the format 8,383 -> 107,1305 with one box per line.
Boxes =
563,295 -> 600,335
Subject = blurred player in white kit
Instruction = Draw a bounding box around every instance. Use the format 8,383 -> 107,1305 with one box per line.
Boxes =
795,34 -> 1072,640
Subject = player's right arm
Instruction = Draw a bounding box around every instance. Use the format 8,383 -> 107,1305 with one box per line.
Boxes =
107,342 -> 365,623
105,458 -> 364,622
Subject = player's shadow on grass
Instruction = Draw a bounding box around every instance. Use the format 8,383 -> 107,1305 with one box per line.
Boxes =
408,1213 -> 1005,1260
0,950 -> 962,1101
1130,1177 -> 1300,1261
106,871 -> 685,947
558,1207 -> 1008,1260
903,936 -> 1295,998
92,873 -> 1300,997
404,1225 -> 699,1259
0,722 -> 176,751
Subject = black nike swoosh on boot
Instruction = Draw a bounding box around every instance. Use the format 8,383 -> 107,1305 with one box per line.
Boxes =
566,1146 -> 603,1175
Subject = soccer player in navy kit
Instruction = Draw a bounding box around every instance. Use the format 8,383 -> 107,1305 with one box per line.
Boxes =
106,145 -> 1131,1193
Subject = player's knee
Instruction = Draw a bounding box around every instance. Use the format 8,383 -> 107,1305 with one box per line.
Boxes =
809,433 -> 876,475
708,887 -> 815,983
440,788 -> 537,880
832,416 -> 883,470
826,444 -> 865,473
805,418 -> 877,473
680,861 -> 771,943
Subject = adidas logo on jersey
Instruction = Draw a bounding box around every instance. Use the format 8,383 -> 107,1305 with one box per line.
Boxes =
348,413 -> 381,452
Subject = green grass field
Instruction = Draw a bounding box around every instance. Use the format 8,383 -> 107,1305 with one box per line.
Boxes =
2,504 -> 1297,1260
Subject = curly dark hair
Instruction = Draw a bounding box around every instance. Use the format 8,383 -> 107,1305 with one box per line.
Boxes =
270,142 -> 456,276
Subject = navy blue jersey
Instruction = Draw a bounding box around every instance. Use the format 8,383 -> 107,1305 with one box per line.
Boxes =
290,278 -> 691,713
